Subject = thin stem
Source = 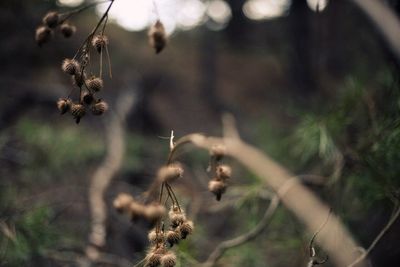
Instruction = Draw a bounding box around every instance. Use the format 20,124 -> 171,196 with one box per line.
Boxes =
347,204 -> 400,267
59,0 -> 112,24
166,183 -> 181,212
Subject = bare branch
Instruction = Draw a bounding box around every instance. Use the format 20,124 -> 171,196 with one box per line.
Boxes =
201,195 -> 279,267
87,90 -> 135,256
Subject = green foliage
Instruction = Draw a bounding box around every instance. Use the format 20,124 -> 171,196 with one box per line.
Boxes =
15,118 -> 105,181
0,205 -> 58,267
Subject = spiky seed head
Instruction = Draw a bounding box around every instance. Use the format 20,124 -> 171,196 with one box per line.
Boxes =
113,193 -> 133,213
72,72 -> 85,87
160,252 -> 177,267
157,163 -> 184,183
91,100 -> 108,116
42,11 -> 59,28
86,76 -> 103,92
210,144 -> 226,161
60,23 -> 76,38
166,230 -> 180,247
148,20 -> 167,54
35,26 -> 52,47
145,203 -> 166,222
82,92 -> 94,105
71,103 -> 86,124
92,34 -> 109,53
145,252 -> 162,267
57,98 -> 71,115
208,180 -> 227,201
148,229 -> 165,245
62,59 -> 80,75
178,220 -> 193,239
168,208 -> 186,228
216,165 -> 231,180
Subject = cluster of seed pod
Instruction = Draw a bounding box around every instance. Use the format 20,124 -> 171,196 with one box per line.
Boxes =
148,20 -> 167,54
56,32 -> 110,124
113,193 -> 166,223
35,11 -> 76,46
145,206 -> 194,267
208,144 -> 232,201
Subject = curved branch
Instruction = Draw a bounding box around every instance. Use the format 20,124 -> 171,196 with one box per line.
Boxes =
161,126 -> 364,266
347,204 -> 400,267
201,195 -> 280,267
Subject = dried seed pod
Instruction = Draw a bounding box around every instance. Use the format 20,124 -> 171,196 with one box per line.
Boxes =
42,11 -> 59,28
145,252 -> 162,267
82,92 -> 94,105
178,220 -> 194,239
92,34 -> 109,53
148,20 -> 167,54
145,203 -> 166,222
113,193 -> 133,213
166,230 -> 180,247
216,165 -> 231,180
60,23 -> 76,38
160,252 -> 177,267
208,180 -> 227,201
157,163 -> 184,183
62,59 -> 80,75
72,71 -> 85,87
210,144 -> 226,161
86,76 -> 103,92
71,103 -> 86,124
57,98 -> 71,115
91,99 -> 108,116
35,26 -> 52,47
168,208 -> 186,228
148,229 -> 165,245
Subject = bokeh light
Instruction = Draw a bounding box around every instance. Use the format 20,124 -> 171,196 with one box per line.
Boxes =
243,0 -> 290,20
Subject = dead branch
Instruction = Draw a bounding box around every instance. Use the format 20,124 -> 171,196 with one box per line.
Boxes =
201,194 -> 279,267
350,0 -> 400,63
167,115 -> 365,267
347,204 -> 400,267
87,90 -> 135,257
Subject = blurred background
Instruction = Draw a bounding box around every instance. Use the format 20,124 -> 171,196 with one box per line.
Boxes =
1,0 -> 400,266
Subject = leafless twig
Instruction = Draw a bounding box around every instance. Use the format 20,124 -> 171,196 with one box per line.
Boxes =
201,194 -> 279,267
347,204 -> 400,267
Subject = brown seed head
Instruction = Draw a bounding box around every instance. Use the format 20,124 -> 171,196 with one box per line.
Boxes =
71,103 -> 86,124
148,229 -> 165,245
113,193 -> 133,213
82,92 -> 94,105
60,23 -> 76,38
92,34 -> 109,53
210,144 -> 226,161
178,220 -> 193,239
166,230 -> 180,247
57,98 -> 71,115
144,203 -> 166,222
157,163 -> 184,183
35,26 -> 52,47
86,76 -> 103,92
145,252 -> 162,267
91,100 -> 108,116
148,20 -> 167,54
208,180 -> 227,201
62,59 -> 80,75
216,165 -> 231,180
42,11 -> 59,28
160,252 -> 177,267
168,208 -> 186,228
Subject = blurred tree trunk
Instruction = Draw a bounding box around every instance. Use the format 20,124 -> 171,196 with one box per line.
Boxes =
287,0 -> 316,97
